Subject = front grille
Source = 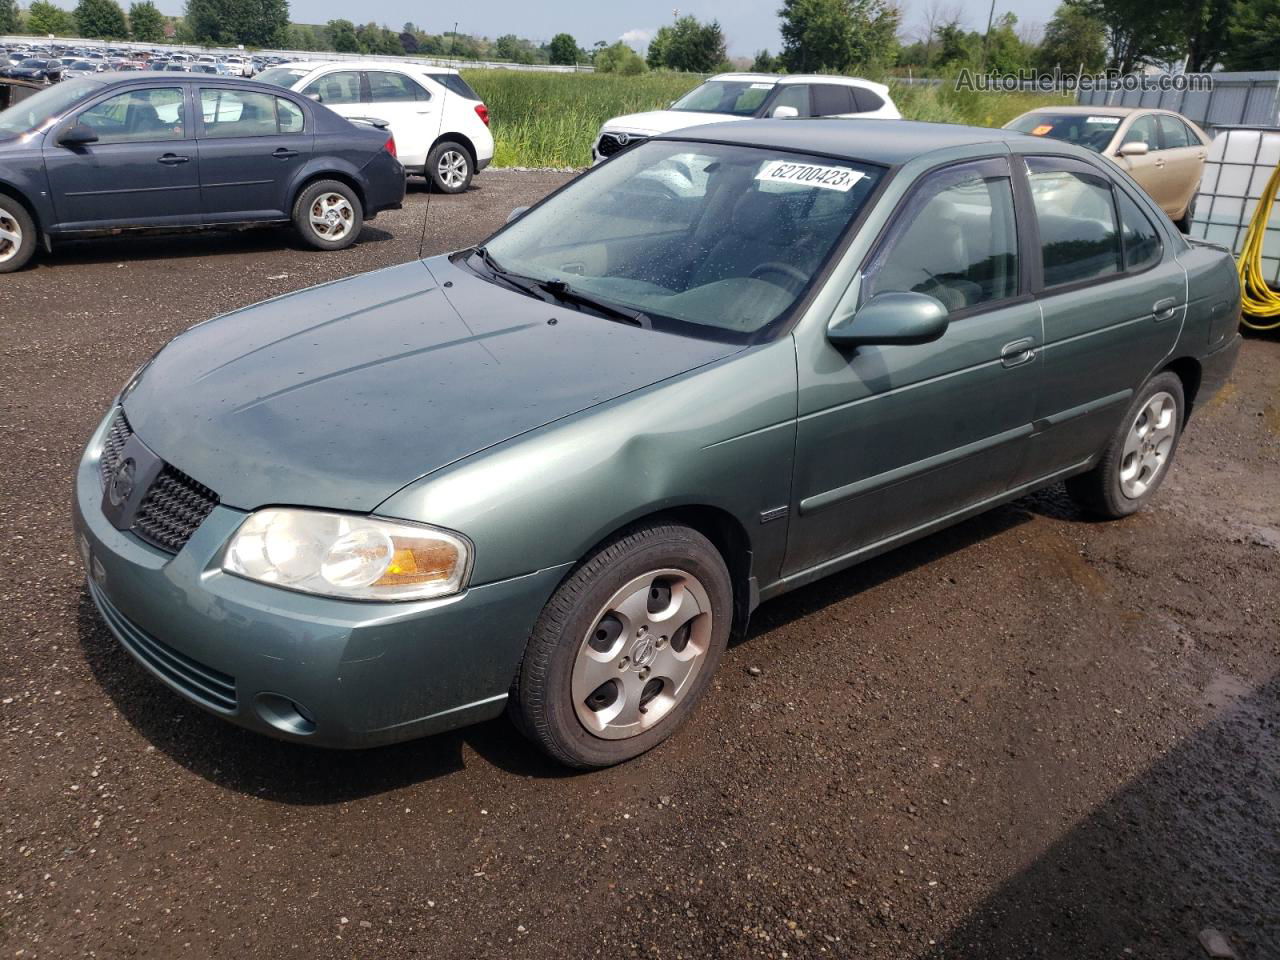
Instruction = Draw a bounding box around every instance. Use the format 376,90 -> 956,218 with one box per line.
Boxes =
98,410 -> 132,485
134,466 -> 219,553
597,132 -> 646,158
97,409 -> 220,554
89,579 -> 237,712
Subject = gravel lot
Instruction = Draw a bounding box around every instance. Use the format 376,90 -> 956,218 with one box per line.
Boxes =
1,172 -> 1278,960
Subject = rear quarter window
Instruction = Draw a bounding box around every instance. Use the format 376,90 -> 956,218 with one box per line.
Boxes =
425,73 -> 480,101
852,87 -> 885,113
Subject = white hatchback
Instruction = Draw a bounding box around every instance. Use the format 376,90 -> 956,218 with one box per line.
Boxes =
592,72 -> 900,164
257,61 -> 494,193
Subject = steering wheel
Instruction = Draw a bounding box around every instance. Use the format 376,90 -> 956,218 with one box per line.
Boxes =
750,261 -> 807,290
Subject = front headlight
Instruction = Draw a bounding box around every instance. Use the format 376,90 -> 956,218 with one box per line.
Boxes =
223,509 -> 472,602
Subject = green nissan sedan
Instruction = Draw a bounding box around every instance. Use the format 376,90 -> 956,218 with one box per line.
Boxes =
74,119 -> 1242,768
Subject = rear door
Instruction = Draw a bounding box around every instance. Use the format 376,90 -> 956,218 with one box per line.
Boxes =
43,84 -> 201,230
361,70 -> 434,168
196,86 -> 312,221
1013,153 -> 1185,483
1156,114 -> 1207,219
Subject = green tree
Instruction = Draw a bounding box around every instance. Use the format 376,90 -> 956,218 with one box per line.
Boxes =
0,0 -> 18,33
934,21 -> 977,65
1180,0 -> 1234,71
1075,0 -> 1180,72
184,0 -> 288,46
75,0 -> 129,39
646,15 -> 727,72
1223,0 -> 1280,69
26,0 -> 75,33
128,0 -> 164,40
778,0 -> 899,72
751,48 -> 780,71
1036,1 -> 1107,71
595,39 -> 646,74
326,18 -> 358,52
549,31 -> 578,65
982,12 -> 1031,71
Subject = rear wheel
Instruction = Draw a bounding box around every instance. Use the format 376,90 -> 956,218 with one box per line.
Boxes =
511,523 -> 732,768
1065,372 -> 1185,518
427,141 -> 472,194
0,197 -> 36,273
292,180 -> 363,251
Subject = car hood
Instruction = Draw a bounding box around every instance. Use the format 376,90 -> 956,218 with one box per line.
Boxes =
122,257 -> 740,513
602,109 -> 740,136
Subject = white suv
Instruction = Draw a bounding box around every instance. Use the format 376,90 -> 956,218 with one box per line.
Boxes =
592,72 -> 900,164
257,61 -> 494,193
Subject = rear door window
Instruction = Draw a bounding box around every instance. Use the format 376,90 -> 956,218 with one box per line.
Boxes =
812,84 -> 855,116
1116,189 -> 1162,272
200,88 -> 278,137
365,71 -> 429,102
1025,156 -> 1122,287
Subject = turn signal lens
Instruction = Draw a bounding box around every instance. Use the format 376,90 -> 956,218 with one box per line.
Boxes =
224,509 -> 471,601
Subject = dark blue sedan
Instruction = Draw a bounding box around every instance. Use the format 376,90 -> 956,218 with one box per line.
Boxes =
0,73 -> 405,272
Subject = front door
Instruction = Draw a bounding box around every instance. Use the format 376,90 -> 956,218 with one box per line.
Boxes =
43,85 -> 201,230
786,156 -> 1041,576
196,86 -> 312,221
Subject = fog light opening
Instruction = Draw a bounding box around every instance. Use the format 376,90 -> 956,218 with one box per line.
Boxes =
255,693 -> 317,736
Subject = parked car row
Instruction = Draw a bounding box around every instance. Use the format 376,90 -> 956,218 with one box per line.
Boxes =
0,73 -> 406,272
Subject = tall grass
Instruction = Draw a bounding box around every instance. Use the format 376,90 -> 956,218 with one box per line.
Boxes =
461,69 -> 1073,168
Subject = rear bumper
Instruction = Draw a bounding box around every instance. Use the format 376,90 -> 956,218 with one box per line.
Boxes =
1198,331 -> 1242,404
361,151 -> 407,218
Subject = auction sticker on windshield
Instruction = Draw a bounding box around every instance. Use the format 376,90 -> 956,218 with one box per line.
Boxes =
755,160 -> 865,192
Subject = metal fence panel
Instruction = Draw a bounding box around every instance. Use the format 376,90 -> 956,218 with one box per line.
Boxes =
1077,72 -> 1280,133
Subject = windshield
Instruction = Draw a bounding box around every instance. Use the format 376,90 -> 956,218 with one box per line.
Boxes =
19,59 -> 47,68
477,140 -> 881,342
255,66 -> 310,87
1006,112 -> 1122,153
0,78 -> 100,139
671,80 -> 774,117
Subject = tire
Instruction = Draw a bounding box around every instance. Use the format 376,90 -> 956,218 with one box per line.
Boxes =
292,180 -> 363,251
0,196 -> 37,274
1065,372 -> 1185,519
510,522 -> 733,769
427,141 -> 473,194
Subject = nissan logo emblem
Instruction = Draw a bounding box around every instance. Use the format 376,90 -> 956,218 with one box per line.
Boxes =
109,457 -> 136,507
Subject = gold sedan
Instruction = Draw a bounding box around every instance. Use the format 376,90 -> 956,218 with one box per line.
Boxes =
1005,106 -> 1210,229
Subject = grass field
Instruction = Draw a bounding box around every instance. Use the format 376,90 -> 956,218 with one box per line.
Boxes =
461,69 -> 1072,168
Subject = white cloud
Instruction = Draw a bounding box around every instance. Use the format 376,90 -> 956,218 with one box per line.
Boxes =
619,28 -> 654,50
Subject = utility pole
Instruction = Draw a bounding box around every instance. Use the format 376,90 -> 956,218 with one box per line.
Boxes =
979,0 -> 996,71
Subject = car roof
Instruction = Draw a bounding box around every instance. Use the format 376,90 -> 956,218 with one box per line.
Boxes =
660,117 -> 1032,166
710,71 -> 886,90
294,60 -> 460,75
1013,105 -> 1181,118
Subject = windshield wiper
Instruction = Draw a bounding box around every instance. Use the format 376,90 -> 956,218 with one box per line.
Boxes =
536,279 -> 650,328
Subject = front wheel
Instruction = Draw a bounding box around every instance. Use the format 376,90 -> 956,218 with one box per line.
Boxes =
1065,372 -> 1185,518
427,141 -> 473,194
511,523 -> 733,768
292,180 -> 363,251
0,197 -> 36,273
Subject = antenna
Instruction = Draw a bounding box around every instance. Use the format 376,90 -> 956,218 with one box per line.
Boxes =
417,26 -> 454,260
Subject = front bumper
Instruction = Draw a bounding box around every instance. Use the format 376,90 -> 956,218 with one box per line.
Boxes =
74,409 -> 569,748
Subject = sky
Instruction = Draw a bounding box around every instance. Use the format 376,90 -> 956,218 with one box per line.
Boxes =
126,0 -> 1064,58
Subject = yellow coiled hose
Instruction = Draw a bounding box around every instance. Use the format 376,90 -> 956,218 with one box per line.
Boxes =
1238,160 -> 1280,330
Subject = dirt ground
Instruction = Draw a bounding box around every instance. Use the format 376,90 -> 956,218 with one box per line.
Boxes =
1,172 -> 1277,960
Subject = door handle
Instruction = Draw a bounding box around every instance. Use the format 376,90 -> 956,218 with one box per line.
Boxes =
272,148 -> 298,159
1152,297 -> 1179,321
1154,158 -> 1166,167
157,154 -> 190,165
1000,338 -> 1037,368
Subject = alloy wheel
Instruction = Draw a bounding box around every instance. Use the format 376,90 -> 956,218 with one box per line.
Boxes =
572,568 -> 713,740
309,192 -> 354,241
1119,390 -> 1177,498
437,150 -> 468,189
0,204 -> 22,264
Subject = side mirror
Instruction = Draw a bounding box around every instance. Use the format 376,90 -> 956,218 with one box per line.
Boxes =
771,105 -> 799,119
307,92 -> 321,102
506,205 -> 529,224
1118,141 -> 1148,157
827,291 -> 949,347
58,123 -> 98,147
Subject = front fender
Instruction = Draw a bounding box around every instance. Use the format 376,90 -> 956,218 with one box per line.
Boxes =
375,337 -> 800,589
